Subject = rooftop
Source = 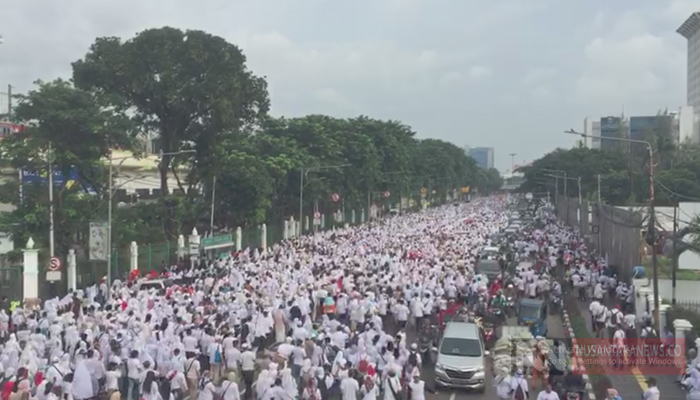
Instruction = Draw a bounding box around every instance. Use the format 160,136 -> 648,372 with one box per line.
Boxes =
677,12 -> 700,39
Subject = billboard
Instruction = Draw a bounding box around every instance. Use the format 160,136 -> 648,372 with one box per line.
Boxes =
20,168 -> 80,188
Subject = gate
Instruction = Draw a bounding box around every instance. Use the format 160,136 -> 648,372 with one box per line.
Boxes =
0,266 -> 23,301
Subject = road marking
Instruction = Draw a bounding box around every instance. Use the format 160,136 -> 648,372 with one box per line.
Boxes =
449,392 -> 457,400
630,366 -> 649,391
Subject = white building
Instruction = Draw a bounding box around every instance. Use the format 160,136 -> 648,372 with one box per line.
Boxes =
677,12 -> 700,143
583,117 -> 601,149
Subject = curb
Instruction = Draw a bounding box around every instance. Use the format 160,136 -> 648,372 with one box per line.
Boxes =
562,310 -> 596,400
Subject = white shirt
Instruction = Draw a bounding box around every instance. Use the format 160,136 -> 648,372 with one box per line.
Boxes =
642,386 -> 660,400
536,390 -> 560,400
240,350 -> 256,371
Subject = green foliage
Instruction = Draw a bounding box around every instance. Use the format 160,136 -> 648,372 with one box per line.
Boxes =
519,142 -> 700,206
0,26 -> 494,256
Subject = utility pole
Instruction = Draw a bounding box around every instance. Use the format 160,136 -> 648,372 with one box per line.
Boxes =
7,85 -> 12,117
672,204 -> 678,305
597,174 -> 601,203
48,143 -> 55,258
509,153 -> 517,175
209,176 -> 216,235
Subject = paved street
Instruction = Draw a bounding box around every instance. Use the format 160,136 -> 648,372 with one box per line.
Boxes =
407,311 -> 566,400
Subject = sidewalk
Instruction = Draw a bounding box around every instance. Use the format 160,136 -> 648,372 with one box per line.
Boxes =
575,299 -> 686,400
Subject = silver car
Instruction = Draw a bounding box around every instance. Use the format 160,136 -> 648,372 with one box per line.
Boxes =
434,322 -> 488,392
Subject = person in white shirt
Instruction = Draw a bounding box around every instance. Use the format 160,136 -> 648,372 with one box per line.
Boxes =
536,384 -> 560,400
494,369 -> 512,400
239,344 -> 256,396
510,369 -> 528,400
642,377 -> 660,400
340,373 -> 359,400
184,352 -> 201,400
220,372 -> 240,400
408,375 -> 433,400
167,370 -> 188,400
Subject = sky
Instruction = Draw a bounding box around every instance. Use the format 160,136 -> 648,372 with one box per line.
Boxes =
0,0 -> 697,171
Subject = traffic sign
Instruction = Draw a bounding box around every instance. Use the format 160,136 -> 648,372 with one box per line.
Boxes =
48,256 -> 61,271
330,193 -> 340,202
383,191 -> 391,198
314,211 -> 321,219
47,256 -> 61,282
420,187 -> 427,194
432,190 -> 437,194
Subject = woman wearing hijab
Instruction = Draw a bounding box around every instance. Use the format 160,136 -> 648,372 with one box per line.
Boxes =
141,371 -> 162,400
71,359 -> 94,400
280,368 -> 297,399
253,370 -> 272,400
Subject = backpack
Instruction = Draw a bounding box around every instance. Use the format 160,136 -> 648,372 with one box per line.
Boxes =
214,345 -> 222,364
514,381 -> 526,400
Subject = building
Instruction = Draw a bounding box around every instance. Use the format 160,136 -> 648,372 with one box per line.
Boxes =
629,115 -> 672,141
674,106 -> 697,143
599,116 -> 623,150
677,12 -> 700,143
468,147 -> 494,169
583,117 -> 601,149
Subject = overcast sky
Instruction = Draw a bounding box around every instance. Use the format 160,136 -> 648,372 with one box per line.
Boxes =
0,0 -> 696,171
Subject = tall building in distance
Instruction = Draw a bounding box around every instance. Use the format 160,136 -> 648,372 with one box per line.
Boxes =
599,116 -> 622,150
583,117 -> 601,149
677,11 -> 700,143
468,147 -> 494,169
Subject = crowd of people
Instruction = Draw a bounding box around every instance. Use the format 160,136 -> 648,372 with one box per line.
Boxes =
0,196 -> 664,400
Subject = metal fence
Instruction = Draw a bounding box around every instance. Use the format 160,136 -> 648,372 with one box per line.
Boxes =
556,196 -> 642,281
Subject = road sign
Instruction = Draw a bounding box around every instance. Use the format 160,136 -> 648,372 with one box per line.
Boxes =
330,193 -> 340,202
89,222 -> 109,261
420,187 -> 427,194
201,234 -> 234,250
48,256 -> 61,271
47,256 -> 62,282
314,211 -> 321,219
383,191 -> 391,198
461,186 -> 470,194
525,192 -> 533,200
432,190 -> 436,194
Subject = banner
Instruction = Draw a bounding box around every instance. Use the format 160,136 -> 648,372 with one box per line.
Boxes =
19,167 -> 96,203
89,222 -> 109,261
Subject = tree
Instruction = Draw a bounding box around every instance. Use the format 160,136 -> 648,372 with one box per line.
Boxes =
72,27 -> 270,236
0,79 -> 131,255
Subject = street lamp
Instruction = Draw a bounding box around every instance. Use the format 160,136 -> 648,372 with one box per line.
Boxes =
299,164 -> 350,234
106,149 -> 195,293
566,128 -> 660,330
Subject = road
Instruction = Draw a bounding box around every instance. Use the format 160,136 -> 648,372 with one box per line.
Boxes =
402,311 -> 566,400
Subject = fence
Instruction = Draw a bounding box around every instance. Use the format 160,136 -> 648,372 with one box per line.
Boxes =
11,197 -> 444,300
556,196 -> 642,281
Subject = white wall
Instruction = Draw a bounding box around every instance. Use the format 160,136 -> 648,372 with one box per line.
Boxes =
677,106 -> 697,144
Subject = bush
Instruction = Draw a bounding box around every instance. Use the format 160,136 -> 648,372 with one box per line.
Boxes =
668,305 -> 700,336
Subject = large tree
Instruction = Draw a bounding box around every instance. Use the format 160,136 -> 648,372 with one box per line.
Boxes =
0,79 -> 131,255
72,27 -> 270,236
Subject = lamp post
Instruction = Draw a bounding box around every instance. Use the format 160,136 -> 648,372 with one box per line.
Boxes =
566,129 -> 659,330
106,149 -> 195,293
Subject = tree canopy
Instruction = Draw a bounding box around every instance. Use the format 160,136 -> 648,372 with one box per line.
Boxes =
0,26 -> 502,256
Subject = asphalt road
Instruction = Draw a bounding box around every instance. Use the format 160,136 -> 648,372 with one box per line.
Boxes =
404,311 -> 567,400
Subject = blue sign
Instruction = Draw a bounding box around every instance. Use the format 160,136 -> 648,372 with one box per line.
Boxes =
19,168 -> 96,200
20,168 -> 80,187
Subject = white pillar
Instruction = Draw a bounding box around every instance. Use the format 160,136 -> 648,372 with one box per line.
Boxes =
360,209 -> 365,222
674,319 -> 693,342
635,287 -> 651,321
23,237 -> 39,301
658,304 -> 671,332
130,241 -> 139,272
259,224 -> 268,250
320,214 -> 326,229
304,216 -> 310,232
296,221 -> 301,236
189,228 -> 200,268
67,249 -> 77,291
235,227 -> 243,251
289,217 -> 296,238
177,234 -> 185,260
351,209 -> 356,224
283,221 -> 289,240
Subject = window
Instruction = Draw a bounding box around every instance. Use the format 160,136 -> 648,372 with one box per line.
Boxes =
439,338 -> 482,357
520,304 -> 541,319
